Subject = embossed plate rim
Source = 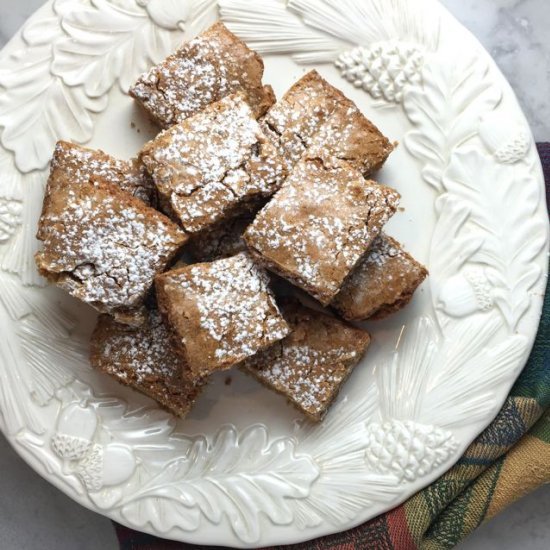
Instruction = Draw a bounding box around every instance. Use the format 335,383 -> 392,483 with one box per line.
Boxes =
0,0 -> 548,547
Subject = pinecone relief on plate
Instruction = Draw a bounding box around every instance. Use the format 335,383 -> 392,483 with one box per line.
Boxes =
365,420 -> 458,483
0,198 -> 22,244
335,41 -> 425,103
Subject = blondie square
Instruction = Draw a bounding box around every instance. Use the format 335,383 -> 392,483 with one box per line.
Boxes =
244,155 -> 401,305
243,300 -> 371,422
46,141 -> 156,206
35,178 -> 187,326
308,106 -> 396,176
155,253 -> 290,377
261,70 -> 394,174
90,310 -> 205,417
332,234 -> 428,320
130,22 -> 275,128
141,94 -> 287,235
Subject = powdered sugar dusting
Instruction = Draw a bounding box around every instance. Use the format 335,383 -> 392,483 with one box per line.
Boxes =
36,180 -> 186,317
244,303 -> 370,420
255,345 -> 355,415
91,310 -> 202,416
141,94 -> 286,235
245,157 -> 400,304
99,310 -> 181,383
260,71 -> 345,171
159,253 -> 289,373
261,70 -> 393,175
130,22 -> 272,128
134,38 -> 229,126
333,234 -> 428,320
308,105 -> 394,175
51,141 -> 154,205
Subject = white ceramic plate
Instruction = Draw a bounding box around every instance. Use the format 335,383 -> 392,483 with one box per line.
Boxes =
0,0 -> 548,547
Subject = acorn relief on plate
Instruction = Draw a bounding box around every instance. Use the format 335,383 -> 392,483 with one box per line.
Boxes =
479,111 -> 531,164
51,403 -> 98,461
438,269 -> 494,318
75,443 -> 136,492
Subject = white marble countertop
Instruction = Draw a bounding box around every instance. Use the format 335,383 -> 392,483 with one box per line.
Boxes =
0,1 -> 548,549
440,0 -> 550,142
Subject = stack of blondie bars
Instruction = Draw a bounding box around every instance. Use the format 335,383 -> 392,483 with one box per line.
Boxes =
35,23 -> 427,422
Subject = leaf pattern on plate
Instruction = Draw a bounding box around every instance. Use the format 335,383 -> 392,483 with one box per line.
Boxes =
0,0 -> 187,172
0,47 -> 108,172
403,53 -> 546,330
0,0 -> 546,545
403,55 -> 502,193
443,151 -> 546,329
0,0 -> 108,172
53,0 -> 186,97
117,425 -> 319,543
219,0 -> 440,67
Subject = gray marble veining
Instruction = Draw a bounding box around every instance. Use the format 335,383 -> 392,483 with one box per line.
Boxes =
440,0 -> 550,141
0,1 -> 548,549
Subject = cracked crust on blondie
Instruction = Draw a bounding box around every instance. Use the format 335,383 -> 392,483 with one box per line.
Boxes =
130,22 -> 275,128
260,70 -> 394,175
243,300 -> 371,422
91,309 -> 205,417
35,178 -> 187,326
140,94 -> 287,236
155,253 -> 290,377
244,155 -> 401,305
332,234 -> 428,320
41,141 -> 156,214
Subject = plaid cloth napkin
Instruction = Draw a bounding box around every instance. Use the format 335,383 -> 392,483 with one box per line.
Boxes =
115,143 -> 550,550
